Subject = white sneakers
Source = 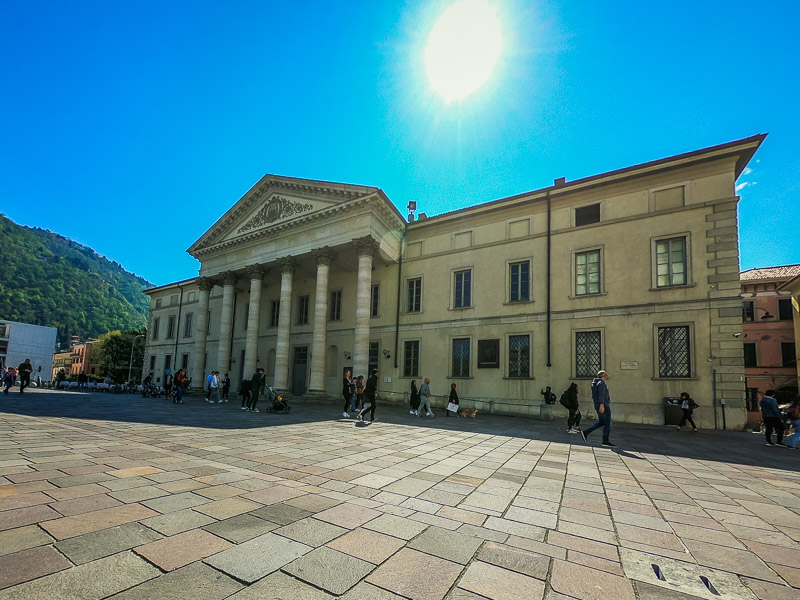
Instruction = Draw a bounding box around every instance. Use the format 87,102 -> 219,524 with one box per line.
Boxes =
343,412 -> 350,418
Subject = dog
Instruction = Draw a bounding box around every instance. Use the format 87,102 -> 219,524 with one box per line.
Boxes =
460,408 -> 478,418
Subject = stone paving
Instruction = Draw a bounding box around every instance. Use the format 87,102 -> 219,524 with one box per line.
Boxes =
1,389 -> 799,599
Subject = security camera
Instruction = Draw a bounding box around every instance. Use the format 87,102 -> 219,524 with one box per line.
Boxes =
733,333 -> 742,338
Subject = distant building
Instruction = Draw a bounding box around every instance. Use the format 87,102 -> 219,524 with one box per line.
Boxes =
69,339 -> 100,376
740,264 -> 800,412
144,135 -> 765,429
0,320 -> 57,380
778,273 -> 800,394
51,350 -> 72,380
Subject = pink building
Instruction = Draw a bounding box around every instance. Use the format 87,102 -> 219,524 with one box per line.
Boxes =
741,264 -> 800,419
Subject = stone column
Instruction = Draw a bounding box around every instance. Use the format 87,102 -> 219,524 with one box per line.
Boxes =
309,248 -> 333,394
243,265 -> 266,380
217,271 -> 237,375
274,257 -> 295,391
191,277 -> 214,388
353,236 -> 378,378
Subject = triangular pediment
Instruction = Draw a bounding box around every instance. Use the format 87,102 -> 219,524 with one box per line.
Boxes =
188,175 -> 383,257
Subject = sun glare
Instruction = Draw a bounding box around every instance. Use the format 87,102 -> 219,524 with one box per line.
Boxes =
425,0 -> 502,103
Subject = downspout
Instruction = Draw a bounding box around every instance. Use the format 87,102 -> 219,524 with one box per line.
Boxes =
174,284 -> 183,370
546,189 -> 552,368
394,232 -> 405,371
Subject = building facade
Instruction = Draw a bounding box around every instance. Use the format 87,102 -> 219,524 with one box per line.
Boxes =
51,350 -> 72,380
69,339 -> 100,377
0,320 -> 57,381
740,265 -> 800,413
144,135 -> 766,429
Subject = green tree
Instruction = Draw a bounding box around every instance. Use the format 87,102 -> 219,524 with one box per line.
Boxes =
93,329 -> 146,383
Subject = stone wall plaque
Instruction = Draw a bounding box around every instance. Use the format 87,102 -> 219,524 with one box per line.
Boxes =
620,361 -> 638,370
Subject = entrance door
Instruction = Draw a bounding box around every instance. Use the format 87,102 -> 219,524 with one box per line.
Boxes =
292,346 -> 308,396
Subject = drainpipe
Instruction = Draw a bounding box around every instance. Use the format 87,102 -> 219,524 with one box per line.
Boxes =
546,189 -> 552,368
173,284 -> 183,370
394,235 -> 404,370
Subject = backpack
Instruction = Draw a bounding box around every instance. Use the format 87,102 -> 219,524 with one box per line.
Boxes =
559,391 -> 569,408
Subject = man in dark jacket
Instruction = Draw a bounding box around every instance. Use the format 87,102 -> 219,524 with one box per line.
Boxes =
18,358 -> 33,394
581,370 -> 614,447
357,369 -> 379,422
342,370 -> 354,418
760,389 -> 785,446
562,383 -> 580,433
247,368 -> 265,412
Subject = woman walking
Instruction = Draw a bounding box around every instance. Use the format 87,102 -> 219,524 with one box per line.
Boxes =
676,392 -> 699,431
357,369 -> 379,422
563,383 -> 581,433
409,380 -> 420,415
342,370 -> 354,418
174,369 -> 186,404
446,383 -> 460,417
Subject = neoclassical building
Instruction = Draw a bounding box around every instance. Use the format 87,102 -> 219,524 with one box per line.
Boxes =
143,134 -> 765,429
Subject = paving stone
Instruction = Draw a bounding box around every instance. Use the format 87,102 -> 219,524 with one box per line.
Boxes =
483,516 -> 547,541
408,526 -> 483,564
616,523 -> 685,551
134,528 -> 233,571
275,517 -> 348,546
769,564 -> 800,588
139,507 -> 217,536
49,473 -> 115,488
547,530 -> 619,561
342,582 -> 405,599
284,546 -> 374,595
458,560 -> 546,600
194,484 -> 245,500
634,581 -> 728,600
192,496 -> 261,520
228,570 -> 335,599
202,514 -> 278,543
0,504 -> 61,531
505,536 -> 567,559
741,577 -> 800,600
743,539 -> 800,568
43,483 -> 110,501
156,478 -> 209,493
0,524 -> 54,557
0,491 -> 53,512
0,545 -> 72,590
477,541 -> 550,579
142,491 -> 211,513
366,548 -> 462,600
365,513 -> 429,540
40,503 -> 158,540
108,466 -> 164,478
0,550 -> 160,600
313,502 -> 382,529
242,484 -> 307,504
683,538 -> 781,582
55,522 -> 163,565
204,532 -> 312,583
551,559 -> 636,600
111,561 -> 243,600
249,502 -> 312,525
504,505 -> 558,529
456,523 -> 508,543
50,492 -> 123,517
327,527 -> 406,564
567,550 -> 625,576
108,485 -> 170,504
284,493 -> 342,512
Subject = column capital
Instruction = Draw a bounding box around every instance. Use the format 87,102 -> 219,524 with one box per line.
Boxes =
197,277 -> 214,292
278,256 -> 295,274
354,236 -> 379,258
246,264 -> 267,280
313,247 -> 334,267
221,271 -> 238,286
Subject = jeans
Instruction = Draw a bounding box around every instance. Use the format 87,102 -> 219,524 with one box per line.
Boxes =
764,416 -> 785,444
584,406 -> 612,443
679,408 -> 696,429
20,375 -> 30,393
418,395 -> 432,415
175,385 -> 183,403
359,397 -> 376,421
787,420 -> 800,448
568,409 -> 581,429
343,394 -> 354,413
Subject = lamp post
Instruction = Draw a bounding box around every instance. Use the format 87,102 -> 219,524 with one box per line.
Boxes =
755,307 -> 775,320
127,334 -> 144,384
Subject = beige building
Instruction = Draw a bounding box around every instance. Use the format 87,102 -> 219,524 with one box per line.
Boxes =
144,135 -> 765,429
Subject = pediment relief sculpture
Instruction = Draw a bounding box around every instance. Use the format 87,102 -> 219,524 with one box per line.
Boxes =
237,196 -> 314,235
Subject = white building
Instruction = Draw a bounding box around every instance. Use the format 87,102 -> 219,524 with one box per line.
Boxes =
0,320 -> 58,380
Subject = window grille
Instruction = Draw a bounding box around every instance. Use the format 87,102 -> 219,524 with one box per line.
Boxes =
297,296 -> 309,325
330,291 -> 342,321
452,338 -> 470,377
270,300 -> 280,327
508,335 -> 530,377
371,285 -> 379,317
658,326 -> 691,377
575,331 -> 601,377
404,341 -> 420,377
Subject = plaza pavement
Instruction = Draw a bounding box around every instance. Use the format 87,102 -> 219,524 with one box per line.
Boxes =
1,389 -> 799,600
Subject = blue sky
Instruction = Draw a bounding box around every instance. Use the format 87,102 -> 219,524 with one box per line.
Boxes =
1,1 -> 798,286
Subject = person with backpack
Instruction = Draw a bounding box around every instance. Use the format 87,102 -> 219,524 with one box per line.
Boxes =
560,383 -> 580,433
675,392 -> 699,431
540,386 -> 557,405
2,367 -> 13,395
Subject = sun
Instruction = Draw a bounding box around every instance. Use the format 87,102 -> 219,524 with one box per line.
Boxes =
425,0 -> 502,103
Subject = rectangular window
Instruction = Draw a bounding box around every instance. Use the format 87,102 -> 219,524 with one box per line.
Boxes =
404,341 -> 420,377
170,294 -> 178,305
166,315 -> 176,339
742,301 -> 755,322
270,300 -> 280,327
743,343 -> 757,367
187,291 -> 196,302
330,291 -> 342,321
371,284 -> 380,317
149,356 -> 156,371
181,354 -> 189,370
655,237 -> 687,287
575,203 -> 600,226
408,278 -> 422,313
297,296 -> 309,325
452,338 -> 471,377
155,298 -> 162,308
508,335 -> 530,378
575,250 -> 601,295
509,261 -> 530,302
658,326 -> 691,378
454,269 -> 472,308
779,298 -> 793,321
575,331 -> 601,378
164,354 -> 172,371
782,342 -> 796,368
151,318 -> 160,341
368,341 -> 379,372
184,313 -> 193,337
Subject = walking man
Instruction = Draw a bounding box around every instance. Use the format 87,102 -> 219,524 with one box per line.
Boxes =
221,373 -> 231,402
206,371 -> 220,403
18,358 -> 33,394
418,377 -> 434,417
357,369 -> 379,422
562,382 -> 581,433
581,370 -> 615,447
342,369 -> 354,418
248,368 -> 265,412
760,389 -> 785,446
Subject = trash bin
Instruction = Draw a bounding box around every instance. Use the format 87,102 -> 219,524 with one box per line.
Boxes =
664,397 -> 683,426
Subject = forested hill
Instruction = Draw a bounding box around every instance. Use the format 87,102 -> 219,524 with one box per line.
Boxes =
0,214 -> 153,346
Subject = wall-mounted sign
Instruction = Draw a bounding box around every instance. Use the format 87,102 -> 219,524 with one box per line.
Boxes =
620,361 -> 639,370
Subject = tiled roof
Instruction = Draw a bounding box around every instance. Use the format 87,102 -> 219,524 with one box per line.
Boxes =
740,264 -> 800,281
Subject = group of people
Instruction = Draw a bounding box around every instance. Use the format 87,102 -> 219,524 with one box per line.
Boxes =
2,358 -> 33,395
760,389 -> 800,449
407,378 -> 463,417
341,369 -> 379,421
203,371 -> 231,403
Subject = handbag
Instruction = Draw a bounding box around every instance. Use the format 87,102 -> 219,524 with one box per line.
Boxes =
447,402 -> 459,413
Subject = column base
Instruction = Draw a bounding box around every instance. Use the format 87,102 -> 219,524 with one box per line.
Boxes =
305,389 -> 334,403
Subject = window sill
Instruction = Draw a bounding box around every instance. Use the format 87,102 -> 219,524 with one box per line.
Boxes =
449,306 -> 475,311
568,292 -> 607,299
651,377 -> 699,381
503,376 -> 535,380
649,284 -> 696,291
449,375 -> 474,379
504,300 -> 534,306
